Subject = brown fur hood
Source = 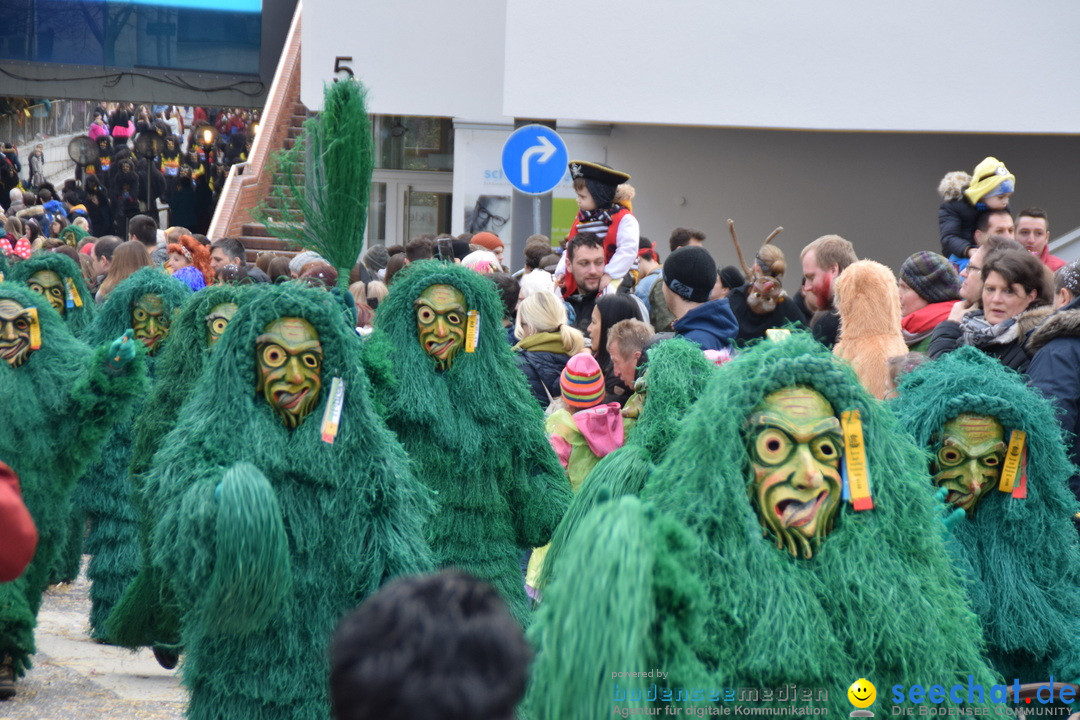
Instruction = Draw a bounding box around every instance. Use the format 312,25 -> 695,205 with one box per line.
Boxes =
1027,305 -> 1080,353
833,260 -> 904,338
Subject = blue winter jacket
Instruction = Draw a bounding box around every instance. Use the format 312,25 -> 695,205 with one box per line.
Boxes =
672,299 -> 739,352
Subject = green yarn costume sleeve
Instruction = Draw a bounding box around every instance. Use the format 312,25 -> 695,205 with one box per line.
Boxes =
504,442 -> 573,550
152,462 -> 291,635
204,463 -> 291,634
538,444 -> 654,591
340,451 -> 437,601
526,497 -> 708,719
63,339 -> 149,483
152,467 -> 221,614
356,331 -> 396,419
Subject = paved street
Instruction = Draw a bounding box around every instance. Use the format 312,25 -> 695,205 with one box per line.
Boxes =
0,561 -> 186,720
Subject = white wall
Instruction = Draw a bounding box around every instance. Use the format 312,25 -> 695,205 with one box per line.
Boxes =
302,0 -> 508,120
605,125 -> 1080,291
306,0 -> 1080,133
503,0 -> 1080,132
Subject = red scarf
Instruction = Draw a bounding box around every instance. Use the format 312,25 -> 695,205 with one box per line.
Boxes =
902,301 -> 954,335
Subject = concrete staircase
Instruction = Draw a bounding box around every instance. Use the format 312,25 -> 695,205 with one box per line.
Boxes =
234,100 -> 308,265
208,0 -> 309,267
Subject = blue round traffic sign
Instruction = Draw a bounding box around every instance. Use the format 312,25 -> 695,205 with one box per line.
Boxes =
501,125 -> 568,195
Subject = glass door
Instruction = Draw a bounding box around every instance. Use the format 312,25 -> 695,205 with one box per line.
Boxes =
367,170 -> 452,246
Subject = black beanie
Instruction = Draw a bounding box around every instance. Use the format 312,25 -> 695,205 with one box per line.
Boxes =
663,246 -> 717,303
719,265 -> 746,290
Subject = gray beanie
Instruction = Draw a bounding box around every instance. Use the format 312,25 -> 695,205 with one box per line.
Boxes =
289,250 -> 324,275
363,244 -> 390,272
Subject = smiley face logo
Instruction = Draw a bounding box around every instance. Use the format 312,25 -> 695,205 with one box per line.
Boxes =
848,678 -> 876,709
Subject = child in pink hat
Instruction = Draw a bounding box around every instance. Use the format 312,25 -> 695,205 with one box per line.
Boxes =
526,352 -> 628,600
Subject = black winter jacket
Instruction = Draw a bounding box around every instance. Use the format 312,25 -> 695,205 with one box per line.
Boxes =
938,198 -> 979,260
1026,298 -> 1080,517
515,347 -> 570,408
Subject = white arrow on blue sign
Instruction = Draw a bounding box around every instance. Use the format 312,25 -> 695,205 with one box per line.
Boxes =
501,124 -> 569,195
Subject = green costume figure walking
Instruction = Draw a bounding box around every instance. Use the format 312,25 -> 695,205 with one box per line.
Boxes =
76,267 -> 190,640
7,252 -> 97,336
367,260 -> 572,625
0,283 -> 145,698
10,253 -> 101,585
891,347 -> 1080,684
107,284 -> 255,662
528,333 -> 1000,718
147,283 -> 434,720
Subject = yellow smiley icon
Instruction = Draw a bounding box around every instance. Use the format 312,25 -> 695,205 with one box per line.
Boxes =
848,678 -> 876,709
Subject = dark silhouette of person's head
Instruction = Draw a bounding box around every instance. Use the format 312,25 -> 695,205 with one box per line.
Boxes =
329,570 -> 530,720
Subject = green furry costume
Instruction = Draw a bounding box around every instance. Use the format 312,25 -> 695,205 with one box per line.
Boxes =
7,252 -> 97,336
75,267 -> 191,639
891,347 -> 1080,683
146,283 -> 433,720
528,333 -> 1000,718
540,338 -> 719,590
367,260 -> 572,625
0,283 -> 145,678
108,284 -> 257,652
11,253 -> 100,586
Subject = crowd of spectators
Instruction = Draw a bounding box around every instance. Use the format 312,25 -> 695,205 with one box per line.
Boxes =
0,103 -> 258,242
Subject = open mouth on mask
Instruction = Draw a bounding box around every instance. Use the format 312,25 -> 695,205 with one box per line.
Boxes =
273,387 -> 310,410
775,491 -> 828,528
0,338 -> 28,360
426,339 -> 454,357
945,489 -> 974,507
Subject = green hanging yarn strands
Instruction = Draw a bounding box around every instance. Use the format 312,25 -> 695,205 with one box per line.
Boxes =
147,283 -> 433,720
529,332 -> 1001,716
369,260 -> 572,625
256,79 -> 374,289
75,267 -> 191,640
108,283 -> 260,650
891,346 -> 1080,683
0,282 -> 146,676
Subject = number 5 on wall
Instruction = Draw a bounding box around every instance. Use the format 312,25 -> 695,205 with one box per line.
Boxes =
334,56 -> 354,82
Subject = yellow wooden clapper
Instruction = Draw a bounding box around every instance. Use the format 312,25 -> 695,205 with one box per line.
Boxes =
26,307 -> 41,350
998,430 -> 1025,494
841,409 -> 873,511
465,310 -> 479,353
320,377 -> 345,444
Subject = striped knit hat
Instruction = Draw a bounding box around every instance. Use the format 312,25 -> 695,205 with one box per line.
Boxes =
560,352 -> 605,409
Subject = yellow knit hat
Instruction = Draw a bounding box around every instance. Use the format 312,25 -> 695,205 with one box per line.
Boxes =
963,156 -> 1015,204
